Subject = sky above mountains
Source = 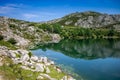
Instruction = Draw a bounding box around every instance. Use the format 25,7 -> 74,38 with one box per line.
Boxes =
0,0 -> 120,22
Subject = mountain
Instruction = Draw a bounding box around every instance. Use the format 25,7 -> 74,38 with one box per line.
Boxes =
47,11 -> 120,29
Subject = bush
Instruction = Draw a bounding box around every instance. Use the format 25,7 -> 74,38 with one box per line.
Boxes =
8,38 -> 17,44
0,35 -> 4,40
28,52 -> 33,58
9,24 -> 16,28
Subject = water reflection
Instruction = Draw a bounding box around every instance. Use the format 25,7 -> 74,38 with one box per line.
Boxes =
32,39 -> 120,80
36,39 -> 120,59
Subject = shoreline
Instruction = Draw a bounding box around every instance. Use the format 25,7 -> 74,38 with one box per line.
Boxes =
0,46 -> 75,80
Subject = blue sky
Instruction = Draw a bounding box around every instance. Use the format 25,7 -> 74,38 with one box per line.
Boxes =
0,0 -> 120,22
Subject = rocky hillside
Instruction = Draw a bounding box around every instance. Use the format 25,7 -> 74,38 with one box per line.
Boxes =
47,11 -> 120,29
0,16 -> 61,48
0,17 -> 74,80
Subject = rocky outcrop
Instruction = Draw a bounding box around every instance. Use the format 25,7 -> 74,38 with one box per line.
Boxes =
50,34 -> 61,43
0,16 -> 61,48
0,17 -> 30,48
47,11 -> 120,29
0,46 -> 75,80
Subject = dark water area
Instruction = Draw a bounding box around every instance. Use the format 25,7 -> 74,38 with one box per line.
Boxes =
32,39 -> 120,80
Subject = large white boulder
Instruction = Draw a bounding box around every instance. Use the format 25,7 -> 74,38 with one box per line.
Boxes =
42,57 -> 48,64
8,50 -> 16,58
35,63 -> 44,72
21,54 -> 29,61
50,61 -> 54,65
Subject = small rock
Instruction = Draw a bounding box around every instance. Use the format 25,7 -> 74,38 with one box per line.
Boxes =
21,66 -> 30,70
40,74 -> 56,80
30,65 -> 34,69
8,50 -> 16,58
0,57 -> 2,61
56,68 -> 62,73
61,76 -> 76,80
17,49 -> 29,55
37,75 -> 44,80
50,61 -> 54,65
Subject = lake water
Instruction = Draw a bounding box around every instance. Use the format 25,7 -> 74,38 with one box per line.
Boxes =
32,39 -> 120,80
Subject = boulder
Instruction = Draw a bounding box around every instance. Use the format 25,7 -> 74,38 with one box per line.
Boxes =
17,49 -> 29,55
21,66 -> 30,70
56,68 -> 62,73
50,61 -> 54,65
8,50 -> 16,58
35,63 -> 44,72
12,58 -> 23,64
21,54 -> 29,61
31,56 -> 38,62
37,75 -> 44,80
42,57 -> 48,63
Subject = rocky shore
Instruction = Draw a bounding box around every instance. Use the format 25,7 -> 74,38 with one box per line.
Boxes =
0,46 -> 75,80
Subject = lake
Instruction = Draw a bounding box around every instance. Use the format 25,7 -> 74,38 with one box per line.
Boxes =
32,39 -> 120,80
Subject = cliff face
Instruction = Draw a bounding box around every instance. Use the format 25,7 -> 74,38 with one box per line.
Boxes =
47,11 -> 120,29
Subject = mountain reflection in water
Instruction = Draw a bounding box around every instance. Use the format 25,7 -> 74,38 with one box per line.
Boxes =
32,39 -> 120,80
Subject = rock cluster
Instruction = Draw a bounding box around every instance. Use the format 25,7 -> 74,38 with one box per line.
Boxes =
0,16 -> 61,47
0,46 -> 75,80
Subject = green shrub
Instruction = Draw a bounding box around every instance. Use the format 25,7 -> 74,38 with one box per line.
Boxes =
8,38 -> 17,44
0,35 -> 4,40
28,52 -> 33,58
9,24 -> 16,28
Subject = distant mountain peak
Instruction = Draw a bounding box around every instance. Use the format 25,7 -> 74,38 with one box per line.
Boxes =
47,11 -> 120,28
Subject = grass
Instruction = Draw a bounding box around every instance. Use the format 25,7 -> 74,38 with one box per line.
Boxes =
48,65 -> 65,79
0,56 -> 39,80
0,56 -> 66,80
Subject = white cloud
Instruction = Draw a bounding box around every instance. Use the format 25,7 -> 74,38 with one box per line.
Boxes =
23,13 -> 38,19
0,4 -> 23,14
